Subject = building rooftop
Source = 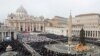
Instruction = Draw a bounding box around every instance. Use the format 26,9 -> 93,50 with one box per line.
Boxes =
75,13 -> 100,17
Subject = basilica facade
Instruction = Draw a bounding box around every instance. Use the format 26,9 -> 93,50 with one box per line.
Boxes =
5,6 -> 45,32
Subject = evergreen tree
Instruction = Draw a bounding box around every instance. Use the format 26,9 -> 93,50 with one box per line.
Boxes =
80,28 -> 86,45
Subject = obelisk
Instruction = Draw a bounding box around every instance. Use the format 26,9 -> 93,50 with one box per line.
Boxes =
68,10 -> 72,45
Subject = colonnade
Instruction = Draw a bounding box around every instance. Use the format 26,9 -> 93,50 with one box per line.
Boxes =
0,31 -> 16,41
72,30 -> 100,38
12,22 -> 45,32
85,31 -> 99,38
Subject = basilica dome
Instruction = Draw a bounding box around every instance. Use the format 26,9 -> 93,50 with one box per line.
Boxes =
15,6 -> 29,18
16,6 -> 27,14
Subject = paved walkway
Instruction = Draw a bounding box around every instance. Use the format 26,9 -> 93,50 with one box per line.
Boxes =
23,43 -> 41,56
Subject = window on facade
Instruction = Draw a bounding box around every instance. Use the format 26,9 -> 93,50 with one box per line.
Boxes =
41,26 -> 43,31
20,26 -> 23,32
21,28 -> 23,32
34,27 -> 36,32
11,17 -> 13,19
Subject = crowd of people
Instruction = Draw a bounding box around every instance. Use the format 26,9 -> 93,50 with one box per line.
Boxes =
17,33 -> 54,43
0,39 -> 31,56
29,41 -> 89,56
22,35 -> 53,42
38,33 -> 68,42
16,32 -> 100,56
29,41 -> 67,56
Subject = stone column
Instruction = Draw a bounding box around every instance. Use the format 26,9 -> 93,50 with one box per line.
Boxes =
31,23 -> 33,32
9,32 -> 11,37
14,32 -> 17,40
16,22 -> 18,31
6,32 -> 8,36
1,32 -> 4,41
94,31 -> 96,38
89,31 -> 91,38
30,23 -> 32,32
25,22 -> 28,31
91,31 -> 93,38
36,24 -> 38,31
43,22 -> 45,32
42,22 -> 45,32
95,31 -> 97,38
26,22 -> 28,32
35,24 -> 37,31
40,24 -> 42,31
85,31 -> 86,37
30,23 -> 31,32
38,24 -> 40,31
42,25 -> 44,32
33,23 -> 34,32
78,30 -> 80,37
23,23 -> 25,31
67,11 -> 72,44
88,31 -> 90,37
4,32 -> 6,37
97,31 -> 98,38
93,31 -> 95,38
18,23 -> 20,31
14,23 -> 15,28
21,23 -> 23,31
17,22 -> 19,30
34,23 -> 36,32
86,31 -> 88,37
2,32 -> 5,40
20,22 -> 22,31
98,31 -> 100,39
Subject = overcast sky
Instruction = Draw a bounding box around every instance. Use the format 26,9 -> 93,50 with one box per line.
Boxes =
0,0 -> 100,22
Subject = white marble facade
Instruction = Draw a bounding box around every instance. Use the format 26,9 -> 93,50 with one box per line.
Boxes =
45,13 -> 100,39
5,6 -> 45,32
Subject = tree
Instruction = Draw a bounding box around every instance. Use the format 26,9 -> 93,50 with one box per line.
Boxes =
80,28 -> 86,45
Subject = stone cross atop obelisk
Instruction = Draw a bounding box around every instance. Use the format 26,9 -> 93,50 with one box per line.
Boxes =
68,10 -> 72,45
